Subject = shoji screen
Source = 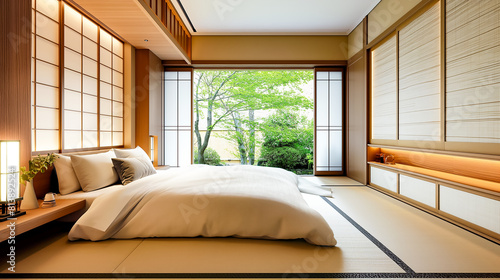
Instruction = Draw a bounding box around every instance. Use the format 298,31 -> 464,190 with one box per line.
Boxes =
371,36 -> 398,140
446,0 -> 500,143
33,2 -> 124,152
32,0 -> 60,152
398,3 -> 441,141
315,71 -> 343,174
164,71 -> 192,167
63,4 -> 97,149
99,31 -> 124,147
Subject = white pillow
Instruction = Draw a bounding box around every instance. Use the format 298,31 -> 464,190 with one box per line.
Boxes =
71,150 -> 119,192
114,147 -> 156,173
53,155 -> 81,195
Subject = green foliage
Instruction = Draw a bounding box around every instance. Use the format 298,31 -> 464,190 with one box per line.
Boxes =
194,147 -> 221,166
260,146 -> 303,170
259,110 -> 313,171
20,153 -> 58,184
193,70 -> 314,165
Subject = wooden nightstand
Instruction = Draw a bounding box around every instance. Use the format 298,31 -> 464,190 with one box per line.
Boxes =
0,199 -> 85,242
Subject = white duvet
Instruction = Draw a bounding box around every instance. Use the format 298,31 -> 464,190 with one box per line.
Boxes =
68,165 -> 336,246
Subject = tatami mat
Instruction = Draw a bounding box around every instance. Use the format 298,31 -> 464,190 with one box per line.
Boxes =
326,187 -> 500,273
1,177 -> 500,279
301,176 -> 364,186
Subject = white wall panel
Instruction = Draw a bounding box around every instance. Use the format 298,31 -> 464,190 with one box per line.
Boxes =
83,38 -> 97,59
64,27 -> 81,52
37,0 -> 59,21
36,12 -> 59,43
64,89 -> 81,111
400,175 -> 436,207
440,185 -> 500,234
370,166 -> 398,193
36,36 -> 58,65
82,17 -> 97,41
36,60 -> 59,86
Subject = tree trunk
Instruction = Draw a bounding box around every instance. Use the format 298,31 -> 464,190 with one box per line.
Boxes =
248,109 -> 255,165
231,112 -> 247,165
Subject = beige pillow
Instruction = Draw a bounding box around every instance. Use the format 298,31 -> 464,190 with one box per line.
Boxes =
71,150 -> 119,192
53,155 -> 81,195
114,147 -> 156,173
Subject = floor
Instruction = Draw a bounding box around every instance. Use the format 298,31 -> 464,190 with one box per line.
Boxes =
1,176 -> 499,279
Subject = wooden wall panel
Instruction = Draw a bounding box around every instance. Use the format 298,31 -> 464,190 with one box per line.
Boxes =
446,0 -> 500,144
347,54 -> 367,184
398,3 -> 441,141
371,36 -> 398,140
0,0 -> 32,194
347,23 -> 364,59
135,49 -> 163,162
123,43 -> 136,148
368,0 -> 422,44
149,51 -> 164,164
135,49 -> 151,156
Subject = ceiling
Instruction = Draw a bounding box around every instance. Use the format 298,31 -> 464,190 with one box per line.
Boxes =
69,0 -> 189,61
173,0 -> 380,35
70,0 -> 380,61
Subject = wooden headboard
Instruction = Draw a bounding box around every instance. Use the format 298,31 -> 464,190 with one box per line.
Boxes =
31,149 -> 110,198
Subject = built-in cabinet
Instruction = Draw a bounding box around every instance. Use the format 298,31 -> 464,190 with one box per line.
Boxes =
369,163 -> 500,241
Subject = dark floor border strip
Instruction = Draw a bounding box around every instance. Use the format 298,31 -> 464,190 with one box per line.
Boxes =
2,272 -> 500,278
320,196 -> 416,275
366,185 -> 500,246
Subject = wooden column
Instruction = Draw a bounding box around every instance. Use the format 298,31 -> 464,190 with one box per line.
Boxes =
135,49 -> 163,159
135,49 -> 151,156
0,0 -> 32,194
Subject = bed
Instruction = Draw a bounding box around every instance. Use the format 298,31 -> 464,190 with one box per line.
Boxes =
53,148 -> 337,246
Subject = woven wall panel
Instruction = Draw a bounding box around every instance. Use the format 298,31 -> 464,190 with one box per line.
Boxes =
399,3 -> 441,141
446,0 -> 500,143
372,36 -> 398,140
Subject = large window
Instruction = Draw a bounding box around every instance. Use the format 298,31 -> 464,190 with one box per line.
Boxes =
31,0 -> 124,153
163,69 -> 344,175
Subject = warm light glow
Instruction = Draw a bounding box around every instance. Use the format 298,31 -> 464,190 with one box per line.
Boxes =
0,141 -> 20,202
378,147 -> 500,191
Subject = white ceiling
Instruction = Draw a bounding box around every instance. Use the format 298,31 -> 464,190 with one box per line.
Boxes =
173,0 -> 380,35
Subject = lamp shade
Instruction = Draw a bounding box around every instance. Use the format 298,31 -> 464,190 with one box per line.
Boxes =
0,140 -> 21,203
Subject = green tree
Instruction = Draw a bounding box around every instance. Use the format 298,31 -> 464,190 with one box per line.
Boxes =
259,110 -> 314,172
194,70 -> 313,164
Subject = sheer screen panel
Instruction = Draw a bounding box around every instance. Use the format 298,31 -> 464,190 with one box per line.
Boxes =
446,0 -> 500,143
398,3 -> 441,141
63,4 -> 100,149
99,31 -> 124,147
371,36 -> 398,140
164,71 -> 192,167
32,0 -> 60,152
316,71 -> 343,173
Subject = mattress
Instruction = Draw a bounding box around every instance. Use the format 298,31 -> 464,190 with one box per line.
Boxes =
56,184 -> 124,222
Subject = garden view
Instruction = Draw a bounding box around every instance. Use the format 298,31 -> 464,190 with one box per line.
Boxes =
193,70 -> 314,174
